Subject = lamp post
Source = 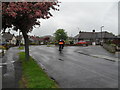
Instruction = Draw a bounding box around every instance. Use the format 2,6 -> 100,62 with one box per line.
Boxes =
93,29 -> 96,45
100,26 -> 104,45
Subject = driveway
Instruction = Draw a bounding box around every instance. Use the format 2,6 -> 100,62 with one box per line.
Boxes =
29,45 -> 118,88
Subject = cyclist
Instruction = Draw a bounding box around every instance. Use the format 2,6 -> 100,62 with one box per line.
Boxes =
58,39 -> 65,51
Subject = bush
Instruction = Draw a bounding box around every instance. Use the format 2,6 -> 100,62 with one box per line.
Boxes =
110,44 -> 116,47
69,41 -> 74,44
105,40 -> 113,45
50,42 -> 55,44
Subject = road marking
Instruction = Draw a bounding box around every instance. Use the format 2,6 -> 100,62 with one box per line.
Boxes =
11,61 -> 15,63
0,63 -> 7,65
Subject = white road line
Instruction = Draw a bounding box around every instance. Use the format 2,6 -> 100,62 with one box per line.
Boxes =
0,63 -> 7,65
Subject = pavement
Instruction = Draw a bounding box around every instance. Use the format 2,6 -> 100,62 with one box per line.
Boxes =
1,47 -> 22,89
29,45 -> 118,88
75,45 -> 119,62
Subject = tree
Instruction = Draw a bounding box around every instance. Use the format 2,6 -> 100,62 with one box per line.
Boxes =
54,29 -> 68,41
2,1 -> 59,60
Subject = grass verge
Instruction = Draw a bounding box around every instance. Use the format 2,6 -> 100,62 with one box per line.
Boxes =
0,45 -> 6,49
18,46 -> 24,50
19,52 -> 58,88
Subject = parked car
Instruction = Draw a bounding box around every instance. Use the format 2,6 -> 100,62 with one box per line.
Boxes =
75,41 -> 88,46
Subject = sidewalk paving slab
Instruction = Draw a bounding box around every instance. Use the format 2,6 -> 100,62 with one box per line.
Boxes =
2,47 -> 22,88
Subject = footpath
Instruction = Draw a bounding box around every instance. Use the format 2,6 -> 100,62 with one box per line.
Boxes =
1,47 -> 22,89
76,45 -> 120,62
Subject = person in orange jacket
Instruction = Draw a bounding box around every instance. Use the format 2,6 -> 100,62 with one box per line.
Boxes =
58,39 -> 65,51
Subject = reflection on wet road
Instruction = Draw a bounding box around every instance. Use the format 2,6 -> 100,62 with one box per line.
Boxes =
30,45 -> 118,88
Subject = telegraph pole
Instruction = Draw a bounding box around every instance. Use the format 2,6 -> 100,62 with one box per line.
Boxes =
100,26 -> 104,45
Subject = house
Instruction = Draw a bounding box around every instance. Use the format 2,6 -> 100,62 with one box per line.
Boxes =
67,37 -> 74,44
28,35 -> 55,45
39,35 -> 55,45
74,31 -> 117,45
16,35 -> 25,45
21,37 -> 25,45
29,36 -> 41,45
11,36 -> 16,45
112,35 -> 120,46
2,32 -> 17,45
0,34 -> 6,45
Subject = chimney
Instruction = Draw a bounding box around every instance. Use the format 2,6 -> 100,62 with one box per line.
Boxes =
79,31 -> 82,34
93,30 -> 95,32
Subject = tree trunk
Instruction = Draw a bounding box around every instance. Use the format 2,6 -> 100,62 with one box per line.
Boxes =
22,31 -> 29,60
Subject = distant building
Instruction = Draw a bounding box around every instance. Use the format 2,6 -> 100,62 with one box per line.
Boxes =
67,37 -> 74,44
28,35 -> 55,45
74,31 -> 117,44
39,35 -> 55,45
21,37 -> 25,45
2,32 -> 17,45
11,36 -> 16,45
29,36 -> 41,45
112,35 -> 120,46
0,34 -> 5,45
16,35 -> 25,45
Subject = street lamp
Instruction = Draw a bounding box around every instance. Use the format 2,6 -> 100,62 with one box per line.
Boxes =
100,26 -> 104,44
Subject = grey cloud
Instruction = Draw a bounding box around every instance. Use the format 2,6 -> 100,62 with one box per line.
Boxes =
10,1 -> 118,36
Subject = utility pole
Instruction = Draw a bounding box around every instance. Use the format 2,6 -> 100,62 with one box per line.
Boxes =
77,27 -> 80,42
100,26 -> 104,45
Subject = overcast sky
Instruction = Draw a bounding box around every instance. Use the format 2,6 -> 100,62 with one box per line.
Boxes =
11,0 -> 119,37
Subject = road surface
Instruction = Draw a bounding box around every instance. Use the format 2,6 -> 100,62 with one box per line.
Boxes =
29,45 -> 118,88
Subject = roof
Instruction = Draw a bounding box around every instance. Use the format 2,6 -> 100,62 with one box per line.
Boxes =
75,31 -> 117,39
29,36 -> 44,41
29,35 -> 53,41
96,32 -> 117,39
16,35 -> 22,40
74,34 -> 79,39
117,35 -> 120,38
2,32 -> 14,40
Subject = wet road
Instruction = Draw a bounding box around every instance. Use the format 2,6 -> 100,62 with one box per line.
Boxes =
30,45 -> 118,88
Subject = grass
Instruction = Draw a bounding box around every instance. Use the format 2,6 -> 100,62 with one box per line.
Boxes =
47,45 -> 52,47
19,52 -> 58,88
0,45 -> 6,50
18,46 -> 24,50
